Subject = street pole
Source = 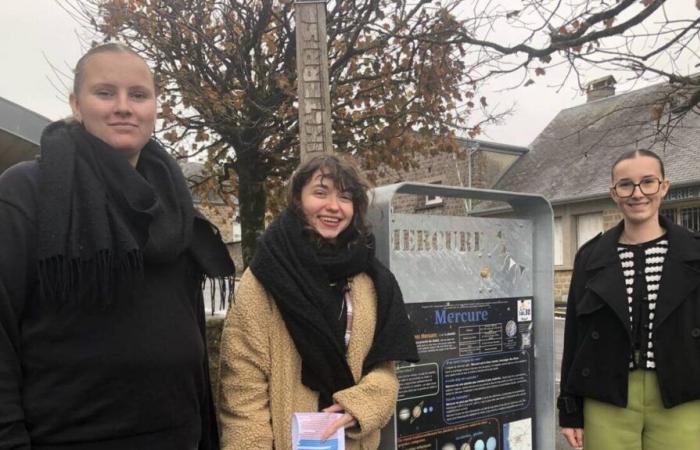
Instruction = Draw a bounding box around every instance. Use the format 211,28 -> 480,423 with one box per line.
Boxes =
294,0 -> 334,163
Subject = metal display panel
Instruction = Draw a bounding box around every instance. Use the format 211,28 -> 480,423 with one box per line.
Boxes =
369,183 -> 554,450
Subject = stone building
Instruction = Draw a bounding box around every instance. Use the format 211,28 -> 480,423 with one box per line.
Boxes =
375,137 -> 528,214
0,97 -> 49,171
374,77 -> 700,306
180,161 -> 243,275
488,77 -> 700,304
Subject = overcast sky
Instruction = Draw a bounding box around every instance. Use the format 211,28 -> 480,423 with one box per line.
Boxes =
1,1 -> 696,148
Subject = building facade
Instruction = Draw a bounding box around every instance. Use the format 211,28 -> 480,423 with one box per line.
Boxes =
490,78 -> 700,303
0,97 -> 49,172
372,78 -> 700,305
375,137 -> 528,214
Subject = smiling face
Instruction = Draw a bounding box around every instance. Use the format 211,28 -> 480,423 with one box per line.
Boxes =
610,155 -> 670,226
300,170 -> 354,241
69,51 -> 157,164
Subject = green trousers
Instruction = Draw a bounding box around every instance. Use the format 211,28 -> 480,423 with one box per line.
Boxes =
583,370 -> 700,450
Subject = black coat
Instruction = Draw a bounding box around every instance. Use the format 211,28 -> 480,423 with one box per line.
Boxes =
558,215 -> 700,428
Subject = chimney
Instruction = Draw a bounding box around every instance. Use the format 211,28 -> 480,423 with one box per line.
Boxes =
585,75 -> 616,102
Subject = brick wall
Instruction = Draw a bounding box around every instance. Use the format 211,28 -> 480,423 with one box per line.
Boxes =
206,316 -> 225,409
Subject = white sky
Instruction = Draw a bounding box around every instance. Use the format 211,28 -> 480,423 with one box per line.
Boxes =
1,1 -> 696,147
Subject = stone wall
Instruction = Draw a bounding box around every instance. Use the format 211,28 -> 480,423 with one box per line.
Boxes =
553,207 -> 620,305
226,243 -> 243,278
379,150 -> 518,215
206,315 -> 226,410
554,269 -> 573,305
197,202 -> 243,277
602,209 -> 623,230
198,203 -> 235,243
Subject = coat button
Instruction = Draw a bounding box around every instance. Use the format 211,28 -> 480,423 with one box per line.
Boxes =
591,331 -> 600,340
582,368 -> 591,377
691,328 -> 700,338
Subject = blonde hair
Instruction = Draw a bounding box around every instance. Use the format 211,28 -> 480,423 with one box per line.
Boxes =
73,43 -> 153,94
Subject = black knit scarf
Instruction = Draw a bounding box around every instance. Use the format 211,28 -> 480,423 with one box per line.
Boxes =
250,209 -> 419,408
37,120 -> 232,306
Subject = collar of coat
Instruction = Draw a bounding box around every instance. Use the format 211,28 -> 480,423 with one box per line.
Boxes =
579,214 -> 700,332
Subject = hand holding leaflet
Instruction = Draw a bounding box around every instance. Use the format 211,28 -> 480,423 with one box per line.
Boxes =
292,412 -> 346,450
320,403 -> 357,440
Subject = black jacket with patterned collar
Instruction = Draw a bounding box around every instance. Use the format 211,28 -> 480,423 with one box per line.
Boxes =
558,214 -> 700,428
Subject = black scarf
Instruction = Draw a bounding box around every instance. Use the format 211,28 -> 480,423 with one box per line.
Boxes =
37,120 -> 233,306
250,209 -> 419,408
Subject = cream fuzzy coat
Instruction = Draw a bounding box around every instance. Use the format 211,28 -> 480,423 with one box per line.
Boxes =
218,269 -> 399,450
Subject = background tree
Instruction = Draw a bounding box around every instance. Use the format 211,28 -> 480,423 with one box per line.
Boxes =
438,0 -> 700,145
68,0 -> 698,265
68,0 -> 492,266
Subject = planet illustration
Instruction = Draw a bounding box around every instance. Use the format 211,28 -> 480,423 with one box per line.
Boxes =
412,405 -> 422,419
505,320 -> 517,338
486,436 -> 497,450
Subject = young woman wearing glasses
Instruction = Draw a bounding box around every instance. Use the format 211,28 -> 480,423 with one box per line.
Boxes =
558,149 -> 700,450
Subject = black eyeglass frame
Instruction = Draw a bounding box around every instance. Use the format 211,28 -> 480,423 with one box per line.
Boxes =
611,177 -> 664,198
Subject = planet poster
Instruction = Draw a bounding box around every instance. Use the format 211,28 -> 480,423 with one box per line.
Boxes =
395,297 -> 535,450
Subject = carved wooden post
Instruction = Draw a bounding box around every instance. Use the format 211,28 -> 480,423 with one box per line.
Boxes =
294,0 -> 333,163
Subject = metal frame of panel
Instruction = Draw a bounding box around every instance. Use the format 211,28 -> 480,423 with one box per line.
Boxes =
369,182 -> 554,450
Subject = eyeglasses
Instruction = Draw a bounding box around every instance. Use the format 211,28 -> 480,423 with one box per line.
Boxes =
612,177 -> 663,198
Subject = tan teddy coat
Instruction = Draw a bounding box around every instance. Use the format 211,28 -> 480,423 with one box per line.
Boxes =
218,269 -> 399,450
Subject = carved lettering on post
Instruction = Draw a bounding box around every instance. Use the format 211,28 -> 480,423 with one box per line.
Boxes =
301,23 -> 318,43
303,82 -> 321,98
302,48 -> 320,66
304,98 -> 323,124
306,143 -> 325,154
303,66 -> 320,82
294,0 -> 333,162
305,124 -> 323,138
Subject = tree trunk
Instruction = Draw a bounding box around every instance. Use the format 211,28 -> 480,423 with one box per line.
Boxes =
237,154 -> 268,269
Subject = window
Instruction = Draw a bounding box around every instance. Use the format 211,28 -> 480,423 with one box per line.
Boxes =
554,217 -> 563,266
660,206 -> 700,232
681,207 -> 700,232
661,208 -> 678,224
425,181 -> 443,207
576,213 -> 603,248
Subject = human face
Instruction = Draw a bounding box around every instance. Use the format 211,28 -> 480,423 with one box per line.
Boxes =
69,51 -> 157,164
300,170 -> 354,241
610,155 -> 670,226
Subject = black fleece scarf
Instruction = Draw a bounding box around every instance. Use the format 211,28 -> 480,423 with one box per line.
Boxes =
37,120 -> 233,306
250,208 -> 419,408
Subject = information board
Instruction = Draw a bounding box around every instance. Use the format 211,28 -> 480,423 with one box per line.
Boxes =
369,183 -> 555,450
395,298 -> 534,450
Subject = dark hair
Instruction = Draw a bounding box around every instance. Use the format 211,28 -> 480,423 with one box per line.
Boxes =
287,154 -> 371,238
73,43 -> 153,95
611,149 -> 665,180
